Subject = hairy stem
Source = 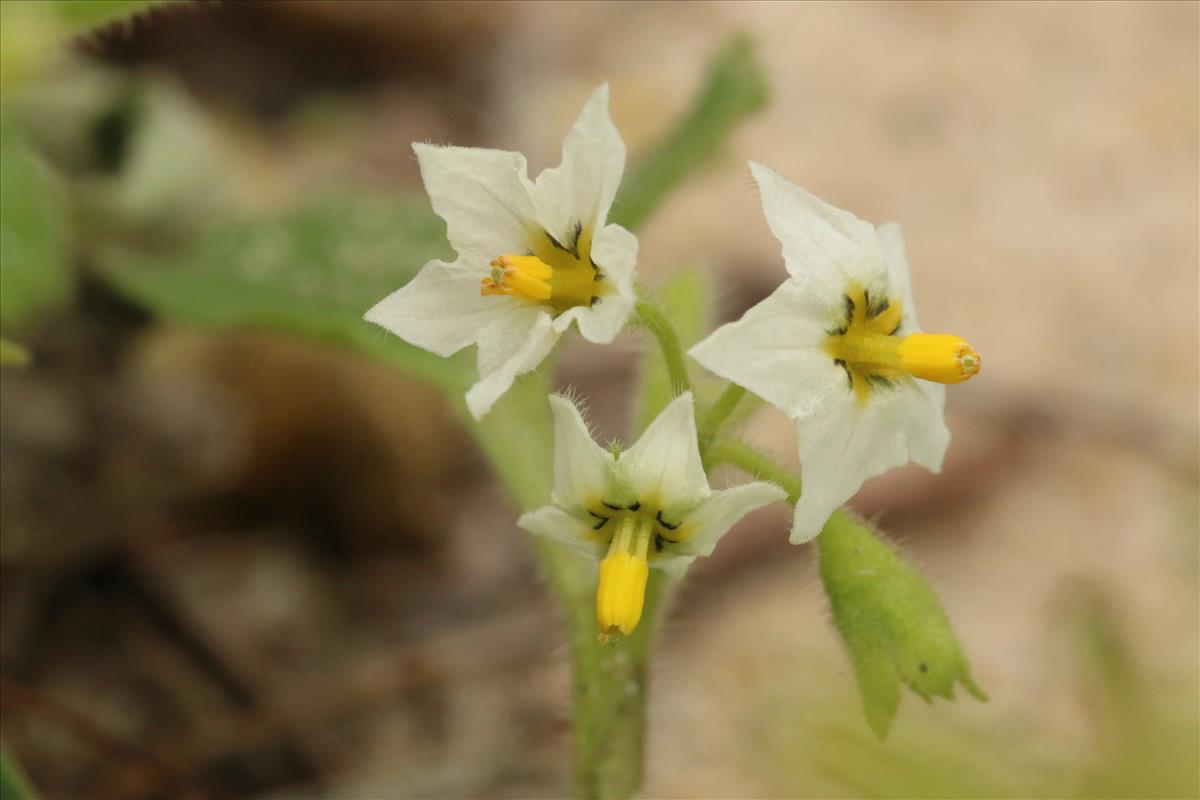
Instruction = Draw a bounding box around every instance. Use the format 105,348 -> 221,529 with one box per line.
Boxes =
634,298 -> 691,397
567,570 -> 666,800
706,437 -> 802,502
698,383 -> 748,448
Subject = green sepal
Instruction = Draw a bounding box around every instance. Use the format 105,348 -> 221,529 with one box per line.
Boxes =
818,510 -> 986,739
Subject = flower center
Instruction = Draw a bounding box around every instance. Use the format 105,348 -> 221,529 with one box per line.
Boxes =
480,221 -> 604,312
824,284 -> 981,404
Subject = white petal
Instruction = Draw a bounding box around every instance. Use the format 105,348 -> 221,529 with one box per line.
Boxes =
898,378 -> 950,472
652,554 -> 695,580
619,392 -> 708,507
534,85 -> 626,242
749,161 -> 888,305
548,394 -> 616,513
790,378 -> 948,543
414,143 -> 537,262
466,309 -> 557,419
876,222 -> 921,334
553,223 -> 638,343
364,259 -> 514,356
689,280 -> 848,419
518,505 -> 604,561
675,481 -> 787,557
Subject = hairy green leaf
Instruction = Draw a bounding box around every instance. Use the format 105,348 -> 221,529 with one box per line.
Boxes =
610,32 -> 768,231
818,511 -> 986,739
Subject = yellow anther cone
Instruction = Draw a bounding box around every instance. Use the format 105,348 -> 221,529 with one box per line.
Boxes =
597,551 -> 649,640
898,333 -> 981,384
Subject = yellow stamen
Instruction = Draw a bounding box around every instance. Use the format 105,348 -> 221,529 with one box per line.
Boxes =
824,284 -> 980,402
596,515 -> 652,643
898,333 -> 981,384
481,255 -> 553,301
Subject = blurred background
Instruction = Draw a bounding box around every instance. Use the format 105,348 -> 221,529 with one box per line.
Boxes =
0,2 -> 1196,798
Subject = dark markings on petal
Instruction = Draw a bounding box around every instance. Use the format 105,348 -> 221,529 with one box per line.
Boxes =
888,318 -> 903,337
592,517 -> 609,530
828,325 -> 848,337
843,293 -> 855,322
588,509 -> 607,519
867,374 -> 896,391
590,255 -> 600,272
656,510 -> 679,531
654,534 -> 665,553
590,296 -> 601,307
834,358 -> 852,387
862,289 -> 871,315
627,501 -> 641,511
868,297 -> 889,320
545,230 -> 570,253
602,501 -> 622,511
569,220 -> 583,259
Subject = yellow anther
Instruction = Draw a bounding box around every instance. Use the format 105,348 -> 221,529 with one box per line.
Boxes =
596,515 -> 652,642
481,255 -> 553,301
898,333 -> 981,384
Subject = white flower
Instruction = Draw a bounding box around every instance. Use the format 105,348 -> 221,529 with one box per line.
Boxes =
364,85 -> 638,419
689,162 -> 980,544
519,392 -> 785,640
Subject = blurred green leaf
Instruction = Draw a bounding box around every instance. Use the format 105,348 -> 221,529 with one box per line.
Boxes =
0,337 -> 31,367
471,369 -> 555,512
610,32 -> 768,231
634,268 -> 712,432
0,743 -> 36,800
818,511 -> 986,739
101,193 -> 476,391
1,2 -> 161,90
0,115 -> 71,331
52,0 -> 160,31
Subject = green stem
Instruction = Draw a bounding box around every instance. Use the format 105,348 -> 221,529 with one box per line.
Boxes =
634,298 -> 691,397
568,571 -> 667,800
698,383 -> 747,447
706,437 -> 802,502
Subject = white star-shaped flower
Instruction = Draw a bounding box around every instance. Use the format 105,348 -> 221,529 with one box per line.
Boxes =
519,392 -> 785,640
364,86 -> 637,419
690,162 -> 980,544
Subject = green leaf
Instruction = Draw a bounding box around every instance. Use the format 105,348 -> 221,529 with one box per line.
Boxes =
0,337 -> 31,366
634,268 -> 712,432
51,0 -> 161,32
0,743 -> 37,800
1,2 -> 162,90
609,32 -> 769,231
818,510 -> 986,739
101,193 -> 474,392
0,114 -> 71,331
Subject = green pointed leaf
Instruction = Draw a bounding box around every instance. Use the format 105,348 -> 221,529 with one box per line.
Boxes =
818,510 -> 986,739
0,114 -> 71,331
609,32 -> 768,231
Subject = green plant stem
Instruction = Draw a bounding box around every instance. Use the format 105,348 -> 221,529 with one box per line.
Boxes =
634,298 -> 690,397
565,570 -> 667,800
698,383 -> 747,447
706,437 -> 802,502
